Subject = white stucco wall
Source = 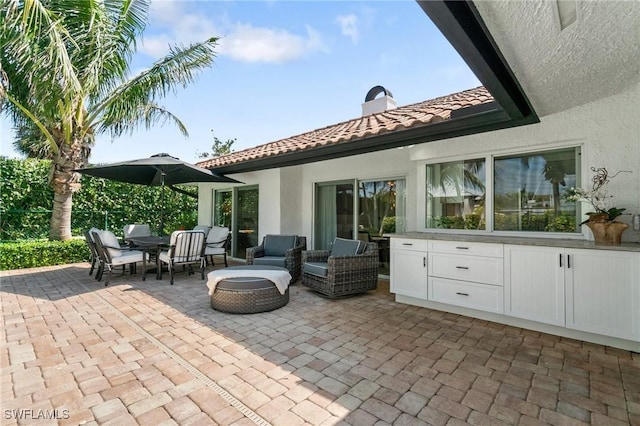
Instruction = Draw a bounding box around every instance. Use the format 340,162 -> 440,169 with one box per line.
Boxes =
198,82 -> 640,245
411,82 -> 640,241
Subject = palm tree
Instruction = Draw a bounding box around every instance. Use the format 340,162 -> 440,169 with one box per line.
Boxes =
1,0 -> 218,240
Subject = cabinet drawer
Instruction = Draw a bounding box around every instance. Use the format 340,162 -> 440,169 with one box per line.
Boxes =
429,277 -> 504,314
391,238 -> 428,251
428,240 -> 503,257
429,253 -> 504,286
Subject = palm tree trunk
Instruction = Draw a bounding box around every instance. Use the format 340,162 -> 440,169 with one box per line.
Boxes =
48,137 -> 90,240
50,191 -> 74,240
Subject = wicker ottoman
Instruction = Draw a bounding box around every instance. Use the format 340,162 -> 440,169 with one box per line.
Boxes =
209,265 -> 289,314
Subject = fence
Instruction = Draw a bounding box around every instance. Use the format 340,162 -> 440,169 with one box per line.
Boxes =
0,209 -> 197,241
1,209 -> 125,241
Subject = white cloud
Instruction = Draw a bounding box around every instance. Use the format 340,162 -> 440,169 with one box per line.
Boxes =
139,1 -> 326,63
335,14 -> 360,44
219,24 -> 327,63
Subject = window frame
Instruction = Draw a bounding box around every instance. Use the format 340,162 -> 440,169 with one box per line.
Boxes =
418,141 -> 586,239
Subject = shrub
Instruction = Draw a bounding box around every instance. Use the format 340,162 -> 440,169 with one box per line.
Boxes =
0,239 -> 89,270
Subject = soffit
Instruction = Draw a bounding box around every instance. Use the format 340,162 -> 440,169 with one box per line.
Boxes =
473,1 -> 640,117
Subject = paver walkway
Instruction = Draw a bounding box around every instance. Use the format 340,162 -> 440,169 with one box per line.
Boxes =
1,263 -> 638,425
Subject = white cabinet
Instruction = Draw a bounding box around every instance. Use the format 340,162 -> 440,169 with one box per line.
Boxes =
566,249 -> 640,341
392,237 -> 640,348
390,239 -> 427,298
428,240 -> 504,314
504,245 -> 565,326
430,277 -> 503,313
505,245 -> 640,341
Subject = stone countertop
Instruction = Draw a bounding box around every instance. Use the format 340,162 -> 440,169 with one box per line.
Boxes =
386,232 -> 640,252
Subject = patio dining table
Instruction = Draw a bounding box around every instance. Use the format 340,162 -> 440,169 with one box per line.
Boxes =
125,235 -> 171,280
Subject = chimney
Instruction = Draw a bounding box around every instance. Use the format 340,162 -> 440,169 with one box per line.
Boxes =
361,85 -> 397,116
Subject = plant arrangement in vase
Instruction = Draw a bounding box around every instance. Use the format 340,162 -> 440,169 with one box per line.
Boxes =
565,167 -> 632,244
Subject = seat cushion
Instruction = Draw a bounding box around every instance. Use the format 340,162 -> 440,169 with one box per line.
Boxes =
204,246 -> 226,256
253,256 -> 287,268
193,225 -> 211,239
263,235 -> 297,256
330,238 -> 362,257
206,226 -> 229,247
303,262 -> 328,277
112,250 -> 147,266
100,230 -> 122,258
123,224 -> 151,238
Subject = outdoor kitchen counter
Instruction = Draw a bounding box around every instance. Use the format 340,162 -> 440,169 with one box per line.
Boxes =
385,232 -> 640,252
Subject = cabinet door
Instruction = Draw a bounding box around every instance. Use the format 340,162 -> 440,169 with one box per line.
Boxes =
565,249 -> 640,341
390,249 -> 427,298
504,245 -> 565,326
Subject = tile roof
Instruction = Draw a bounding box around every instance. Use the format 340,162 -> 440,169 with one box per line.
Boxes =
196,86 -> 494,170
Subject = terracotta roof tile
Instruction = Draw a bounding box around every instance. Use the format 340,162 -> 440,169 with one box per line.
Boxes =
197,86 -> 493,169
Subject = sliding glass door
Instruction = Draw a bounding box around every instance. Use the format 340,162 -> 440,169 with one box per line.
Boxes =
213,186 -> 259,259
314,182 -> 354,250
314,177 -> 406,275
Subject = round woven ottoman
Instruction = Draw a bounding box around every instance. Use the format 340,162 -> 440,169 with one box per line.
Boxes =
209,265 -> 289,314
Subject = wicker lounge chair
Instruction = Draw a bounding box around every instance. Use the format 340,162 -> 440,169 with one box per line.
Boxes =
302,238 -> 378,298
246,235 -> 307,283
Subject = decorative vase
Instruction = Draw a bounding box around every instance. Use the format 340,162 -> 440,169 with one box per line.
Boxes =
586,222 -> 629,245
587,213 -> 610,223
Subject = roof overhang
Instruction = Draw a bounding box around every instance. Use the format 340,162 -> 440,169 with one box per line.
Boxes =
211,0 -> 539,175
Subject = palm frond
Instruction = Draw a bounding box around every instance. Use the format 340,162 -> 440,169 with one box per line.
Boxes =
1,0 -> 81,94
88,39 -> 218,136
97,103 -> 188,138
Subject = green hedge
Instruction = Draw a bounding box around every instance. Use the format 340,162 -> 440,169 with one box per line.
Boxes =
0,239 -> 89,270
1,157 -> 198,241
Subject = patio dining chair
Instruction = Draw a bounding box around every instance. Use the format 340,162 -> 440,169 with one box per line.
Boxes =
92,230 -> 148,286
158,230 -> 206,285
203,226 -> 230,267
83,227 -> 101,277
193,225 -> 211,239
123,224 -> 151,240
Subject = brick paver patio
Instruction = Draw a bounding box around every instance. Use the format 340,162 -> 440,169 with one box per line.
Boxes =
1,262 -> 638,425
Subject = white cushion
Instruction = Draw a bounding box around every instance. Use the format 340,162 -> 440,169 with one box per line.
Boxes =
123,224 -> 151,239
193,225 -> 210,238
206,226 -> 229,247
111,250 -> 147,266
100,230 -> 122,258
204,246 -> 226,256
88,227 -> 101,242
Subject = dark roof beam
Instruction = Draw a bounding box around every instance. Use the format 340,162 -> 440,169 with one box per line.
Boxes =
417,0 -> 537,122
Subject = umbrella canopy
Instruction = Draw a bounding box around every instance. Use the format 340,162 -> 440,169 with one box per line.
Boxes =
75,153 -> 241,234
75,153 -> 240,186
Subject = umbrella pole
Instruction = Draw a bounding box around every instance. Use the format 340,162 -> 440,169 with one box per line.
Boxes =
159,172 -> 166,236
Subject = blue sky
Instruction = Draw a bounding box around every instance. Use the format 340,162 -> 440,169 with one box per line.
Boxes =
0,0 -> 480,165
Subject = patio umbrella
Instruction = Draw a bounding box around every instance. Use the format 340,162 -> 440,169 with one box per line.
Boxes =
75,153 -> 241,235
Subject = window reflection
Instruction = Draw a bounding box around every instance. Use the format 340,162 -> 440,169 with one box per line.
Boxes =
426,159 -> 486,230
494,148 -> 579,232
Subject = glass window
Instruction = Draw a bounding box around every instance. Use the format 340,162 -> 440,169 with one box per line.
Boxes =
214,190 -> 232,228
493,147 -> 580,233
358,179 -> 406,237
426,158 -> 486,230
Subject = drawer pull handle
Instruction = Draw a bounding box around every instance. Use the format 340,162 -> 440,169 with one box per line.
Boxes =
456,292 -> 469,296
455,266 -> 469,270
456,246 -> 469,250
402,243 -> 413,246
